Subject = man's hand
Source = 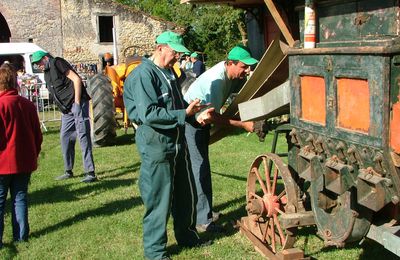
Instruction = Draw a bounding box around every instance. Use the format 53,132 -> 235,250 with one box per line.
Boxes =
241,121 -> 255,132
196,107 -> 215,126
186,99 -> 210,117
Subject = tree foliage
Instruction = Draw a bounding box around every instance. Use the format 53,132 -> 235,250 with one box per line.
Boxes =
116,0 -> 245,66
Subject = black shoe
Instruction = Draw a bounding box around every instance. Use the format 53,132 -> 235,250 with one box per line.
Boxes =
81,172 -> 97,183
55,171 -> 73,180
196,222 -> 225,233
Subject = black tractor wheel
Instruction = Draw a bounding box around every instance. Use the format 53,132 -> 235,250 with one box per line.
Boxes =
87,74 -> 117,146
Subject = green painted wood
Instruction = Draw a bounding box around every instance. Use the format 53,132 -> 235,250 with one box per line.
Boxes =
297,0 -> 399,47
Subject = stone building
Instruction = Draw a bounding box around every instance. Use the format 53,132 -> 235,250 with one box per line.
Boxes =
0,0 -> 181,68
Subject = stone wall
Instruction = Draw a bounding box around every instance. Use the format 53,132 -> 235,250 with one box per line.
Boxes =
0,0 -> 63,56
61,0 -> 179,65
1,0 -> 180,66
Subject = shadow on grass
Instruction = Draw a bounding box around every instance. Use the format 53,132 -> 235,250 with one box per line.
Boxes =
42,128 -> 61,135
96,162 -> 141,179
93,133 -> 136,147
358,239 -> 399,259
0,243 -> 18,259
211,171 -> 247,182
30,196 -> 142,238
30,162 -> 140,206
112,132 -> 135,145
166,194 -> 248,257
30,178 -> 136,206
294,224 -> 397,259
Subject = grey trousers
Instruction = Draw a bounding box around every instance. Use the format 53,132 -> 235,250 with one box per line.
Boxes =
185,122 -> 212,225
60,100 -> 95,173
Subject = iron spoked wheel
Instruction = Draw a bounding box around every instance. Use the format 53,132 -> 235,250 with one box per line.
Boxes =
246,153 -> 299,253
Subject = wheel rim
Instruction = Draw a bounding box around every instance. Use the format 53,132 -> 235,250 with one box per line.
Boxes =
246,153 -> 299,252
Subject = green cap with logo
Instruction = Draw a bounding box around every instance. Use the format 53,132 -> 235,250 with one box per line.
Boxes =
156,31 -> 190,54
31,50 -> 48,64
227,45 -> 258,66
190,52 -> 199,58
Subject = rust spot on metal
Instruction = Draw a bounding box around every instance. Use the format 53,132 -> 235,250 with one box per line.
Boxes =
324,229 -> 332,238
337,78 -> 370,133
391,152 -> 400,167
300,76 -> 326,125
354,14 -> 371,26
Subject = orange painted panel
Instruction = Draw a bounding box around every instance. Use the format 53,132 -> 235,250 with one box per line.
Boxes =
337,78 -> 369,133
301,76 -> 326,125
390,102 -> 400,153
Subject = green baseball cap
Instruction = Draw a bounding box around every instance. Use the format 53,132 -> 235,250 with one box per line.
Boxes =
156,31 -> 190,54
31,50 -> 48,64
190,52 -> 199,58
227,45 -> 258,66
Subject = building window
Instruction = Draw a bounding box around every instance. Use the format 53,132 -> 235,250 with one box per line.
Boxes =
98,16 -> 114,43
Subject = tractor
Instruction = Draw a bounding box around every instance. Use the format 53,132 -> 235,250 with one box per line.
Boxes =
87,52 -> 193,146
86,54 -> 141,146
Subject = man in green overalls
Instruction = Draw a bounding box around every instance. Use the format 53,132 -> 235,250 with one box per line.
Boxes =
123,31 -> 213,260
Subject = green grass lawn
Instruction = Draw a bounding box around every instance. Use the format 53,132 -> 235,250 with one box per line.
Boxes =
0,121 -> 396,259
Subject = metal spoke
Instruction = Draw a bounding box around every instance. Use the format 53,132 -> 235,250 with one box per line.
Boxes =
263,218 -> 271,243
274,214 -> 286,245
271,167 -> 279,194
275,207 -> 285,215
270,216 -> 276,252
253,167 -> 268,195
277,190 -> 286,200
262,157 -> 272,193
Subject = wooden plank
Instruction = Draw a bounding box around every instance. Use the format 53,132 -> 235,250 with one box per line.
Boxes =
263,0 -> 295,47
238,219 -> 280,260
238,80 -> 290,122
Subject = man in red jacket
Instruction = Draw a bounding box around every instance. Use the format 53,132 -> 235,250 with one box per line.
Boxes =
0,63 -> 42,247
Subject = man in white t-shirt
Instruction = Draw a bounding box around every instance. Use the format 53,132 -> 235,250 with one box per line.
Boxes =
184,45 -> 258,233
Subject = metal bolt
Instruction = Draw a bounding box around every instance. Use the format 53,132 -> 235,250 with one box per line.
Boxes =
324,229 -> 332,237
373,153 -> 383,162
336,142 -> 345,151
384,179 -> 393,187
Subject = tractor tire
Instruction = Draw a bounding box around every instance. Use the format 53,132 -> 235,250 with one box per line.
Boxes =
87,74 -> 117,146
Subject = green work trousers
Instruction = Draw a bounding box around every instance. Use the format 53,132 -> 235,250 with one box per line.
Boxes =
136,125 -> 199,260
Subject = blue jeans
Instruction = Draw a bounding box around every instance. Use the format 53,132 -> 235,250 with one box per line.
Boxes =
185,122 -> 212,225
61,100 -> 95,173
0,173 -> 31,245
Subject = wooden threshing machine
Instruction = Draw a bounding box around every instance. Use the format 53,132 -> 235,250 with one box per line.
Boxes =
182,0 -> 400,258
